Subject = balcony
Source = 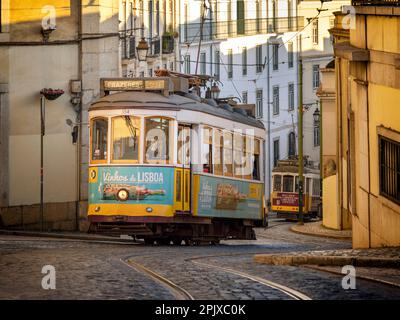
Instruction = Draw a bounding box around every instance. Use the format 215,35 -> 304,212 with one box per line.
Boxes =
352,0 -> 400,5
162,34 -> 175,54
181,17 -> 303,43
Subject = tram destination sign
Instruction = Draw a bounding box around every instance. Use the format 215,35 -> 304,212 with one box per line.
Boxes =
100,77 -> 173,97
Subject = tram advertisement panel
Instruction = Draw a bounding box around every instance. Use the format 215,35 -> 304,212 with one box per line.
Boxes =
195,174 -> 263,220
89,166 -> 174,205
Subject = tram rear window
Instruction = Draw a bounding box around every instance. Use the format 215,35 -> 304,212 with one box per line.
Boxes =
112,116 -> 140,162
91,118 -> 108,162
283,175 -> 294,192
273,175 -> 282,192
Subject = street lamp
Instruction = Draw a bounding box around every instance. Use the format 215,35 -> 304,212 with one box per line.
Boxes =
136,37 -> 149,62
313,107 -> 320,124
39,88 -> 64,231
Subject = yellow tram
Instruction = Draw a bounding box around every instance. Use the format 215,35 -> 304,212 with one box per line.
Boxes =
270,158 -> 321,220
88,76 -> 266,244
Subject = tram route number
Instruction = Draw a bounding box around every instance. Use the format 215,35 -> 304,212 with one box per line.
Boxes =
155,304 -> 246,318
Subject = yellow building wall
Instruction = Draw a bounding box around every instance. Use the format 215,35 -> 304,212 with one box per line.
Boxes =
323,174 -> 339,229
368,84 -> 400,247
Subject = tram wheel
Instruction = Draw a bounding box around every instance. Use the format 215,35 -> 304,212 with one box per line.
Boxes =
144,238 -> 154,245
171,238 -> 182,246
157,238 -> 171,246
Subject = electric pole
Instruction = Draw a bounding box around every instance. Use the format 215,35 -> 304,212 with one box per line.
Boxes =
298,34 -> 304,225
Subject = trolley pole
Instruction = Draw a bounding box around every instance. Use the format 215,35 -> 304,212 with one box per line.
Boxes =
298,34 -> 304,225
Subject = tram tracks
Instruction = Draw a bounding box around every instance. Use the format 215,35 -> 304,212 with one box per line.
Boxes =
121,250 -> 312,300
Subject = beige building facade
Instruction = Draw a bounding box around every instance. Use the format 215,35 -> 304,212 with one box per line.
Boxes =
0,0 -> 178,231
327,2 -> 400,248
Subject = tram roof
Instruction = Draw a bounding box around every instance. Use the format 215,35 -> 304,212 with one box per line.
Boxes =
90,91 -> 265,130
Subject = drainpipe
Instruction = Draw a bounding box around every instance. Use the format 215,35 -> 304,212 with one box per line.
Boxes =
337,57 -> 343,230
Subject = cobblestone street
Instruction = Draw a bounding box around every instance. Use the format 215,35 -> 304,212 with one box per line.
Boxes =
1,220 -> 400,300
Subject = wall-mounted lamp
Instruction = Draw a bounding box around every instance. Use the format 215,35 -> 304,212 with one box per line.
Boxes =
66,119 -> 79,144
136,38 -> 149,62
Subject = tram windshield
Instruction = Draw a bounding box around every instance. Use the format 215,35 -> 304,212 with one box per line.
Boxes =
112,116 -> 140,162
273,175 -> 282,192
283,175 -> 294,192
91,118 -> 108,162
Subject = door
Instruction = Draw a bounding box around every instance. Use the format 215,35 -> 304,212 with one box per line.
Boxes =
175,125 -> 191,213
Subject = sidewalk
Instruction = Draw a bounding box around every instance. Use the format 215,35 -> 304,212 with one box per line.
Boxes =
254,247 -> 400,287
290,221 -> 352,239
0,229 -> 136,243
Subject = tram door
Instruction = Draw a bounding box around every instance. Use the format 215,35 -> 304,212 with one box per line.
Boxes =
175,125 -> 191,213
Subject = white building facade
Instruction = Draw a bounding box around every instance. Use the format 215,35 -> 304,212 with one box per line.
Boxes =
178,0 -> 301,197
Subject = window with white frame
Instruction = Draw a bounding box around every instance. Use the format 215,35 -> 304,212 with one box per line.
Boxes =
228,49 -> 233,78
288,83 -> 294,111
272,44 -> 279,70
184,55 -> 191,74
256,90 -> 263,119
273,139 -> 280,167
256,45 -> 263,73
200,52 -> 206,75
288,42 -> 293,68
242,91 -> 248,104
312,19 -> 319,45
313,65 -> 320,89
215,50 -> 220,80
242,47 -> 247,76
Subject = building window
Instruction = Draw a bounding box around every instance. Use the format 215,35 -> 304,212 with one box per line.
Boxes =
273,139 -> 280,167
256,45 -> 263,73
242,47 -> 247,76
288,83 -> 294,111
379,136 -> 400,204
228,49 -> 233,78
170,61 -> 174,71
256,0 -> 261,32
145,117 -> 172,164
312,19 -> 319,45
112,116 -> 140,162
272,44 -> 279,70
200,52 -> 206,75
288,132 -> 296,157
149,68 -> 153,77
184,3 -> 188,42
155,0 -> 160,35
149,0 -> 153,38
215,50 -> 220,80
227,0 -> 233,36
314,123 -> 320,147
288,42 -> 293,68
237,0 -> 245,35
242,91 -> 248,104
288,0 -> 293,30
273,85 -> 279,115
313,65 -> 320,89
184,55 -> 191,74
256,89 -> 263,119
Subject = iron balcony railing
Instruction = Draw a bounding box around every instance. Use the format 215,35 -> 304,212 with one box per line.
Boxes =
181,17 -> 303,43
352,0 -> 400,5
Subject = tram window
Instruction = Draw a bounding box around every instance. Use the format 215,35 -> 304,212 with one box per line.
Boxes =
145,117 -> 171,164
295,176 -> 299,192
234,133 -> 244,178
213,129 -> 223,176
223,131 -> 233,177
243,136 -> 252,180
203,127 -> 213,173
177,126 -> 190,166
283,175 -> 294,192
91,118 -> 108,162
313,178 -> 320,196
111,116 -> 140,162
252,139 -> 260,180
273,175 -> 282,192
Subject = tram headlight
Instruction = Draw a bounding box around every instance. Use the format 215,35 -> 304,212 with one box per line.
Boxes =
146,207 -> 153,213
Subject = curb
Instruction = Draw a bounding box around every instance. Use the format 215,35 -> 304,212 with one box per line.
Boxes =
0,229 -> 136,243
290,225 -> 352,240
254,254 -> 400,268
